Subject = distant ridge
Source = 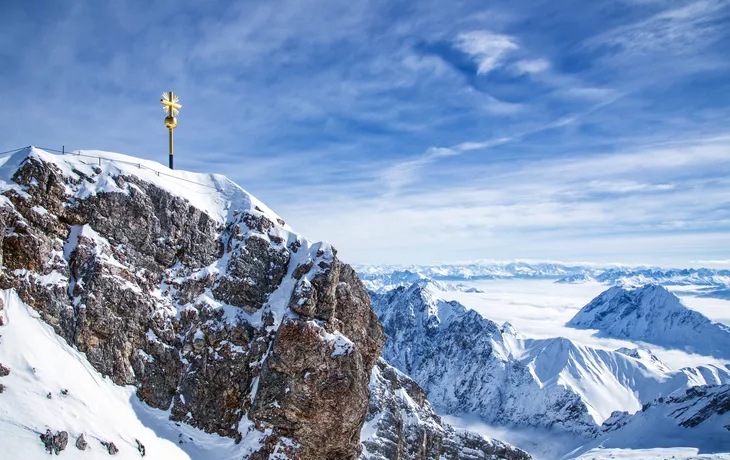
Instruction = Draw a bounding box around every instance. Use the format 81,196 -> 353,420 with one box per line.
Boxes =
568,284 -> 730,359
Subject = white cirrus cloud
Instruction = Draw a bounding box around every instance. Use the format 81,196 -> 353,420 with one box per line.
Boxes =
512,58 -> 550,75
455,30 -> 519,75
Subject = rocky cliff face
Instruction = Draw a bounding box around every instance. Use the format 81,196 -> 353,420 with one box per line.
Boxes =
361,358 -> 531,460
0,147 -> 385,459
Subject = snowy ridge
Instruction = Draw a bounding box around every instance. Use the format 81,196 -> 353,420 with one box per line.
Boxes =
0,146 -> 286,226
0,146 -> 331,332
570,384 -> 730,459
372,283 -> 730,435
360,269 -> 484,293
568,285 -> 730,359
357,262 -> 591,281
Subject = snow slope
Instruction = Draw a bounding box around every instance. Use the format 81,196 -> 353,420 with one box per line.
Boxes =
568,385 -> 730,459
0,289 -> 274,459
568,285 -> 730,359
0,146 -> 287,227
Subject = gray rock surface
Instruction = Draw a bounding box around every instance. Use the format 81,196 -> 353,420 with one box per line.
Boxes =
362,359 -> 532,460
75,434 -> 87,450
40,429 -> 68,455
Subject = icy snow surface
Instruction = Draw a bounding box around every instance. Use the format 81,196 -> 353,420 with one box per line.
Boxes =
0,289 -> 271,460
0,146 -> 289,226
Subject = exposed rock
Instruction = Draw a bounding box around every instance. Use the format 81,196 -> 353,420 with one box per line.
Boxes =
0,363 -> 9,377
101,440 -> 119,455
40,429 -> 68,455
249,259 -> 385,459
53,431 -> 69,453
362,359 -> 532,460
0,148 -> 388,458
76,434 -> 88,450
136,438 -> 146,457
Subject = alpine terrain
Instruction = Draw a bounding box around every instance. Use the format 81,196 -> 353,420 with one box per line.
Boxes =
0,147 -> 528,459
568,284 -> 730,359
370,281 -> 730,457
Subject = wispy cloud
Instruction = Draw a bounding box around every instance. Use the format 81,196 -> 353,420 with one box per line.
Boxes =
511,58 -> 550,75
1,0 -> 728,266
454,30 -> 519,74
590,0 -> 730,57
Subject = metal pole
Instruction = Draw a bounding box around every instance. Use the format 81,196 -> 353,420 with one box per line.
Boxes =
169,129 -> 174,169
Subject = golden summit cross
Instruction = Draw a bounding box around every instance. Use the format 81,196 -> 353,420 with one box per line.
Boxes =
160,91 -> 182,169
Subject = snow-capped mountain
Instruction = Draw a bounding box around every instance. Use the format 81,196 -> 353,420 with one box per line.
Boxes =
571,384 -> 730,458
371,283 -> 730,436
361,358 -> 531,460
356,263 -> 730,298
0,147 -> 518,459
568,284 -> 730,359
360,269 -> 484,293
357,262 -> 591,282
592,267 -> 730,288
554,273 -> 595,284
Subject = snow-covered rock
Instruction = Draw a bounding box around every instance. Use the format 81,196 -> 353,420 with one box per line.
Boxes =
361,358 -> 531,460
0,147 -> 387,459
372,283 -> 730,436
570,384 -> 730,459
568,284 -> 730,359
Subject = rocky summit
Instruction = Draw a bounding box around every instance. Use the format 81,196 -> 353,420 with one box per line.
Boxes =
0,147 -> 387,459
0,147 -> 529,459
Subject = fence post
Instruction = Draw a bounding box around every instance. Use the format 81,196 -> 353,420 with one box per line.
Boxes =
62,145 -> 65,154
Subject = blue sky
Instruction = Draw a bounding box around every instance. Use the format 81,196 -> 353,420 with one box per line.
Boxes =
1,0 -> 729,266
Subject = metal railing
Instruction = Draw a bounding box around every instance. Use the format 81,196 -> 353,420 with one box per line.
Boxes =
1,145 -> 219,193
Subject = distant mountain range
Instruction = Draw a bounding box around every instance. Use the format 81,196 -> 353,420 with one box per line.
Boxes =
356,262 -> 730,298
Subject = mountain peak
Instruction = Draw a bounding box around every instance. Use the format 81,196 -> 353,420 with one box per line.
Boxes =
0,146 -> 387,458
569,284 -> 730,359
